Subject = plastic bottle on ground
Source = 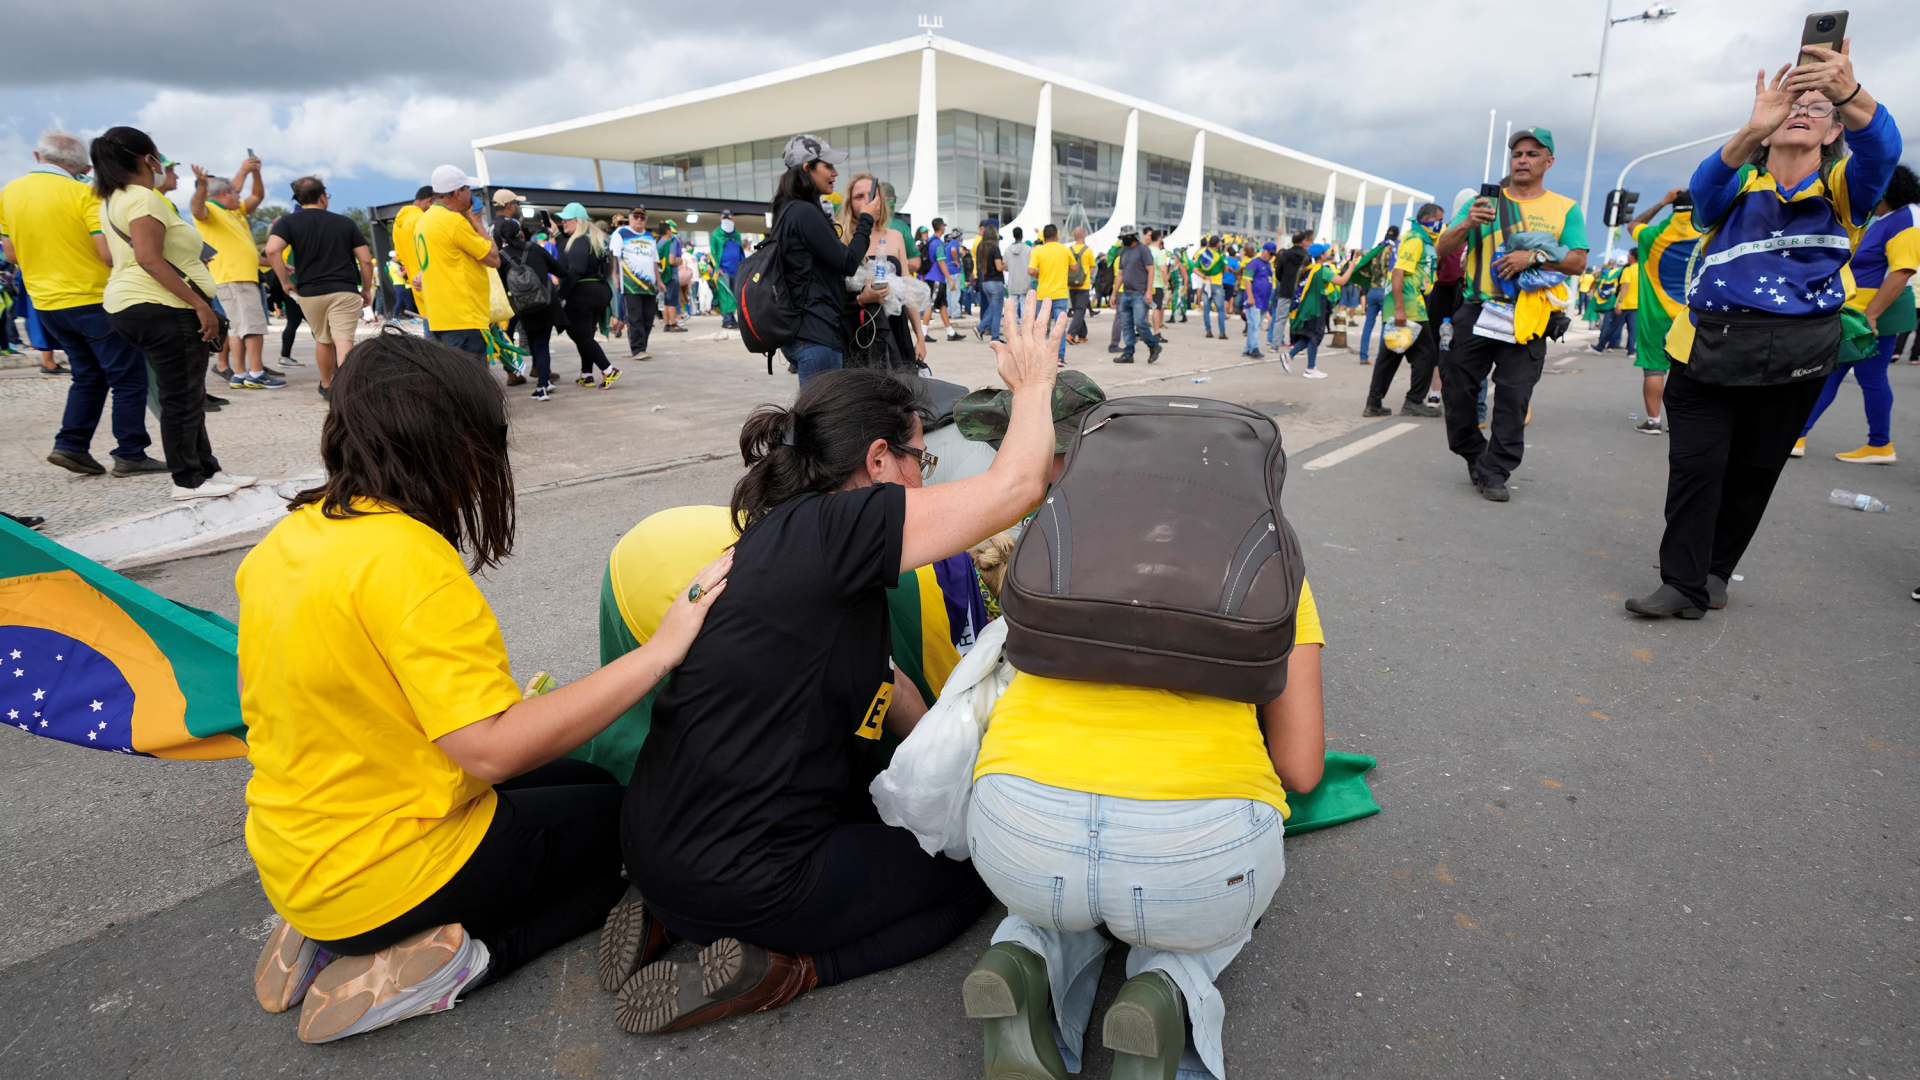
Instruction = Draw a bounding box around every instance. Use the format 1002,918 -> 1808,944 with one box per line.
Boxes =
1830,489 -> 1888,512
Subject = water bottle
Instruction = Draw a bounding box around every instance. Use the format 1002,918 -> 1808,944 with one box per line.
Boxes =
871,237 -> 889,284
1829,489 -> 1888,512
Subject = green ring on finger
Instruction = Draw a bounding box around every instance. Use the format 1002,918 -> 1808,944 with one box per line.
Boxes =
688,583 -> 704,603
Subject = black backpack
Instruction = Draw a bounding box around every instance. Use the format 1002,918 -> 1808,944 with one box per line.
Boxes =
1000,396 -> 1304,703
736,206 -> 800,368
500,247 -> 552,316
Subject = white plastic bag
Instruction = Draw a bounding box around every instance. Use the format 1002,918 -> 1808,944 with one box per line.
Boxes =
870,618 -> 1012,860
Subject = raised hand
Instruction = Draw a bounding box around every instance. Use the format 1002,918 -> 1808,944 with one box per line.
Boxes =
1745,63 -> 1796,139
989,289 -> 1064,393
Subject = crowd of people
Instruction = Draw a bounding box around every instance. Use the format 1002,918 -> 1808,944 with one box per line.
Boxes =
0,34 -> 1913,1079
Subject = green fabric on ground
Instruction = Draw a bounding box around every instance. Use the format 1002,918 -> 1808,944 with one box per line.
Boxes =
1283,751 -> 1381,836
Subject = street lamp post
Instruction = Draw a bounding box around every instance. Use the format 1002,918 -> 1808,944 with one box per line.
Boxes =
1577,3 -> 1679,227
1602,128 -> 1738,253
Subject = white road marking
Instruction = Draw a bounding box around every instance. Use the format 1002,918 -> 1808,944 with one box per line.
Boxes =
1303,422 -> 1418,471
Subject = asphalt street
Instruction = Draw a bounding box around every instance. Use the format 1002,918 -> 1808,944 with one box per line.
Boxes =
2,336 -> 1916,1078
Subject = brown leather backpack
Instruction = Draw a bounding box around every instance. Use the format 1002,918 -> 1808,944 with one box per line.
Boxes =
1000,396 -> 1304,703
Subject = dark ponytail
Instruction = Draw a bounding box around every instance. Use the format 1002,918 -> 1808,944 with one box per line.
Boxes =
90,125 -> 158,199
1883,164 -> 1920,211
730,369 -> 925,533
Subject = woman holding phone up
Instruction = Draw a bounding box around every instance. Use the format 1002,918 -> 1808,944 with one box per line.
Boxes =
1627,40 -> 1901,618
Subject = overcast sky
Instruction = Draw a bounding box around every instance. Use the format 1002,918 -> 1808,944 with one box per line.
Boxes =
4,0 -> 1913,249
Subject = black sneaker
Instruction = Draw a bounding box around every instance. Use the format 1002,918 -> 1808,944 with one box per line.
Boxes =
110,455 -> 170,478
47,449 -> 105,475
1114,353 -> 1136,364
205,394 -> 229,406
1476,479 -> 1511,502
3,512 -> 46,531
317,384 -> 330,400
1400,403 -> 1442,417
1625,584 -> 1706,619
1362,403 -> 1393,417
1147,343 -> 1162,364
1706,574 -> 1729,610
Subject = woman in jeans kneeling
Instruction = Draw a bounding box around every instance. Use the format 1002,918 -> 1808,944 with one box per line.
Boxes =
90,126 -> 250,501
964,586 -> 1327,1080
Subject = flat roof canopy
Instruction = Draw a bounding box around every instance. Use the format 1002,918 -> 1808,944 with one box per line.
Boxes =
475,35 -> 1430,207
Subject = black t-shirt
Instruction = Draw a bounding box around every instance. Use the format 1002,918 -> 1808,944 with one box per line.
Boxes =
267,207 -> 367,297
976,242 -> 1003,283
622,483 -> 907,928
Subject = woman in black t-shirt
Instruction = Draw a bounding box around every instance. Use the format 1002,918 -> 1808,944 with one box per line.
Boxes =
607,294 -> 1065,1035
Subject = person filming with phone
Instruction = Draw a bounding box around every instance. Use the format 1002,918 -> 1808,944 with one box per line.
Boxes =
1434,127 -> 1589,503
1625,30 -> 1901,619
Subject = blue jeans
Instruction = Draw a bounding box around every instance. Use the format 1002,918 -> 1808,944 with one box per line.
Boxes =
969,773 -> 1286,1080
431,327 -> 488,358
1358,287 -> 1385,361
1596,310 -> 1625,351
979,280 -> 1007,341
1802,333 -> 1895,445
1200,283 -> 1226,335
1044,297 -> 1070,359
41,303 -> 152,460
1243,300 -> 1269,354
1118,293 -> 1158,354
793,341 -> 843,386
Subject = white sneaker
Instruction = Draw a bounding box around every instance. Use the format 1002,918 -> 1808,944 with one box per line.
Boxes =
172,480 -> 242,501
1302,369 -> 1329,379
211,471 -> 258,489
296,924 -> 489,1044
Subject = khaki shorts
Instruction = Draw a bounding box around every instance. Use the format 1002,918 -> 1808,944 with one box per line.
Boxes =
215,281 -> 269,337
294,291 -> 363,346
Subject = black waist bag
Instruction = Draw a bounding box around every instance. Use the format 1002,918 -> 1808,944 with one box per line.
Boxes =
1000,396 -> 1304,704
1687,309 -> 1841,387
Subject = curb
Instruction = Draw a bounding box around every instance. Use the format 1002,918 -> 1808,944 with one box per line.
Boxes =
51,476 -> 320,569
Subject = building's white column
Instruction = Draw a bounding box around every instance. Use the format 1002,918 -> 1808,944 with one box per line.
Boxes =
1087,109 -> 1140,249
1374,186 -> 1394,244
1402,199 -> 1419,236
898,47 -> 941,231
1315,170 -> 1339,246
1005,83 -> 1053,240
472,148 -> 491,186
1163,130 -> 1207,250
1350,181 -> 1368,248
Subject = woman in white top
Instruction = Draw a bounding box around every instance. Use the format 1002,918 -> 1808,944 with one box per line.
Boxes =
90,126 -> 252,501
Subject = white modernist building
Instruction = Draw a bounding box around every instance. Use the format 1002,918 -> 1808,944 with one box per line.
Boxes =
474,33 -> 1432,251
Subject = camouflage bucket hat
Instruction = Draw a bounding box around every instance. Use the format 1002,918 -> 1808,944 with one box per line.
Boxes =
954,370 -> 1107,453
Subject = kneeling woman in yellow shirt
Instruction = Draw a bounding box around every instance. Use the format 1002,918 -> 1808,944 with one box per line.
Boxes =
964,585 -> 1327,1080
236,330 -> 728,1044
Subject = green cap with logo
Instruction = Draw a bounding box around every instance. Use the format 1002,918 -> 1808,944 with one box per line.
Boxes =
1509,126 -> 1555,154
954,370 -> 1107,453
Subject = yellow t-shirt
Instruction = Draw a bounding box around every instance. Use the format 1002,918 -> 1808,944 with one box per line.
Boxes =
237,503 -> 524,940
975,580 -> 1326,818
415,204 -> 493,330
1069,242 -> 1096,288
1028,241 -> 1071,301
0,168 -> 108,310
101,187 -> 218,314
1618,265 -> 1639,311
196,200 -> 258,284
393,203 -> 426,313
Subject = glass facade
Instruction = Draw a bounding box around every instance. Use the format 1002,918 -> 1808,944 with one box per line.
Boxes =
628,109 -> 1357,243
635,116 -> 918,203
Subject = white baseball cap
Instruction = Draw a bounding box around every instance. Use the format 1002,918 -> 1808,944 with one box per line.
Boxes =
430,164 -> 478,195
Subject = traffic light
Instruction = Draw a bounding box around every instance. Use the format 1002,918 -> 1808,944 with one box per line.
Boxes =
1603,189 -> 1640,227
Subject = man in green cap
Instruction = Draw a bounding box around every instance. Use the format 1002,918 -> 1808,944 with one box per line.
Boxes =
1434,124 -> 1589,503
952,369 -> 1107,481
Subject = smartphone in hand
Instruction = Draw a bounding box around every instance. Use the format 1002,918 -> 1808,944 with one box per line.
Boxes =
1799,10 -> 1847,67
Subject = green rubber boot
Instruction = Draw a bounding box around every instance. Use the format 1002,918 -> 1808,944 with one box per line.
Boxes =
1102,969 -> 1185,1080
962,942 -> 1068,1080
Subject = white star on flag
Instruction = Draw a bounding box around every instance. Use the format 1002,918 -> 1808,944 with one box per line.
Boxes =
11,669 -> 20,677
87,731 -> 96,741
90,700 -> 103,712
55,655 -> 63,661
1773,295 -> 1786,304
32,688 -> 44,701
16,724 -> 24,732
5,710 -> 14,720
1771,230 -> 1785,238
1754,287 -> 1763,294
8,650 -> 17,659
1714,279 -> 1726,287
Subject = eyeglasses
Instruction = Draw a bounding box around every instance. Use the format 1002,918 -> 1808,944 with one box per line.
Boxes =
1788,102 -> 1835,119
891,443 -> 938,478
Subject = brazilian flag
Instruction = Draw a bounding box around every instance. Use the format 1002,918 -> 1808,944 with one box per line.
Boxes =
0,516 -> 245,759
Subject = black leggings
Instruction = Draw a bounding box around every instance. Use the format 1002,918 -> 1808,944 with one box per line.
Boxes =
279,297 -> 303,359
106,304 -> 221,488
520,311 -> 554,387
314,759 -> 626,985
563,281 -> 612,374
655,824 -> 993,988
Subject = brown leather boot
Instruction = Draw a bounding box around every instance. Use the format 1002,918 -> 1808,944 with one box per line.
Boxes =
614,937 -> 818,1035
